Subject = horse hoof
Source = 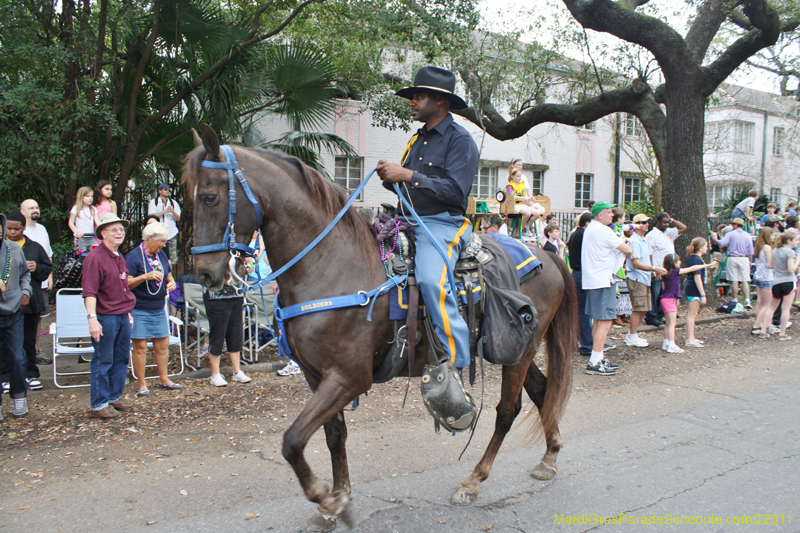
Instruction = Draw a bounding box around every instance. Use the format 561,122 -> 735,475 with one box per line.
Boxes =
531,461 -> 558,480
451,484 -> 479,506
306,511 -> 338,533
339,499 -> 356,529
316,491 -> 354,529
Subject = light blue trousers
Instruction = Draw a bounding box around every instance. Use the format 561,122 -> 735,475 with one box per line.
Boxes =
405,212 -> 472,368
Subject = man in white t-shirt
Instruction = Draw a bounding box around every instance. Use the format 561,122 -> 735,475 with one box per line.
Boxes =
147,184 -> 181,269
644,212 -> 687,325
20,199 -> 53,365
20,200 -> 52,291
581,201 -> 632,376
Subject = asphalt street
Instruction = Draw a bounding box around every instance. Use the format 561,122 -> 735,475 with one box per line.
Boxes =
128,380 -> 799,533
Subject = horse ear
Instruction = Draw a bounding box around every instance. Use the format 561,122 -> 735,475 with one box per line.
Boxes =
201,124 -> 221,162
191,128 -> 202,148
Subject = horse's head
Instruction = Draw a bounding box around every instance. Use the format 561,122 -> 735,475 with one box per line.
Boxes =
185,125 -> 260,291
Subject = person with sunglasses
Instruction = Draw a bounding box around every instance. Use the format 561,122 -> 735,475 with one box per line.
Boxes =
625,214 -> 667,348
480,215 -> 504,234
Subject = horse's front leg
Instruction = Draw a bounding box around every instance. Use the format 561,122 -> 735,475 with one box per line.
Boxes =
283,375 -> 360,531
451,363 -> 527,506
523,362 -> 563,480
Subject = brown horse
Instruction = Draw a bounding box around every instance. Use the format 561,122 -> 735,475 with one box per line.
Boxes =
184,126 -> 576,531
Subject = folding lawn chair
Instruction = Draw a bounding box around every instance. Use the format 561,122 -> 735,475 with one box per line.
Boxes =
50,288 -> 94,388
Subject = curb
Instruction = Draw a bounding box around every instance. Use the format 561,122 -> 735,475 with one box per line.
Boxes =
635,307 -> 795,333
171,360 -> 288,381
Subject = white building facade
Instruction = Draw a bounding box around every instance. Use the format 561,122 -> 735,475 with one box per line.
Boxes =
254,83 -> 799,218
704,84 -> 800,212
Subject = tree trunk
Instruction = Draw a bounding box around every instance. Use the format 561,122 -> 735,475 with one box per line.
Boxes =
660,83 -> 708,251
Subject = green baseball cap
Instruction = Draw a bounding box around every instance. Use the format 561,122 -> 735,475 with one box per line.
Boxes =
591,201 -> 616,217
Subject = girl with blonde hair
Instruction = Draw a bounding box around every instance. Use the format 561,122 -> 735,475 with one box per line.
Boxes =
68,186 -> 101,252
506,168 -> 542,239
683,237 -> 712,347
751,227 -> 774,334
660,252 -> 716,352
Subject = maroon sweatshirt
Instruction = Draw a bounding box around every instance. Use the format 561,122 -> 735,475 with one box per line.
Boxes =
82,242 -> 136,315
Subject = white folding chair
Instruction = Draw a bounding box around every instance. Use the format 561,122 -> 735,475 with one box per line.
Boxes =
129,300 -> 185,380
50,288 -> 94,389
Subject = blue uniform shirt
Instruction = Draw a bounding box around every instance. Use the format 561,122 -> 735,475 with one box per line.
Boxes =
383,114 -> 479,217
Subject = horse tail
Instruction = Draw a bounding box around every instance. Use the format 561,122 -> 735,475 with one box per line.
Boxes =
537,256 -> 576,441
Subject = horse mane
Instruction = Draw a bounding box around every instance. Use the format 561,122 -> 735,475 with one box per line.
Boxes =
182,145 -> 378,265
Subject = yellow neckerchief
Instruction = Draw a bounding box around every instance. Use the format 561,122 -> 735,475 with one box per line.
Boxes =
400,134 -> 419,166
397,134 -> 422,224
508,179 -> 526,198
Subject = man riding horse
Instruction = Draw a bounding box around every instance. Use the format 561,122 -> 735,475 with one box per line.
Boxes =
376,66 -> 478,429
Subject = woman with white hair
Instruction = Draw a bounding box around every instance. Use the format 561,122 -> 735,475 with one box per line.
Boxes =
125,221 -> 179,396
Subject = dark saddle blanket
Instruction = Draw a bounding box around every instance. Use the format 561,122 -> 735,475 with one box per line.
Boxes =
388,233 -> 541,320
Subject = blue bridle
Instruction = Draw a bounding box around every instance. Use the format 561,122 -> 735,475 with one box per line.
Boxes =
191,145 -> 263,258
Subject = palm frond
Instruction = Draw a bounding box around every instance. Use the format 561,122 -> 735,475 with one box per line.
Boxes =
263,41 -> 339,130
271,130 -> 358,160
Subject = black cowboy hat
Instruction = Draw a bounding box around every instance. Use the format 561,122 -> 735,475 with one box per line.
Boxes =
395,66 -> 468,110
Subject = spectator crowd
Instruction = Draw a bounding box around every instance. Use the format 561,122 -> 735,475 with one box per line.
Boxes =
0,182 -> 266,422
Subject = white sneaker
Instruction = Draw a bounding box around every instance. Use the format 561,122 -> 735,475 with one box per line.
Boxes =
661,340 -> 669,351
231,370 -> 251,383
625,333 -> 649,347
768,325 -> 781,334
666,344 -> 684,353
210,373 -> 228,387
277,361 -> 301,376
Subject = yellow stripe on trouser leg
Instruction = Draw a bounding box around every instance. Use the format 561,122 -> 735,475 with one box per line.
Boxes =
438,218 -> 471,364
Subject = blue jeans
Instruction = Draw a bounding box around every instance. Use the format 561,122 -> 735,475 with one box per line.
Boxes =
0,312 -> 27,405
406,213 -> 472,368
572,271 -> 593,353
90,314 -> 131,411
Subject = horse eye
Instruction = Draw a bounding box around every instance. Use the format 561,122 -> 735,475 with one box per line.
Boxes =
201,193 -> 217,206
